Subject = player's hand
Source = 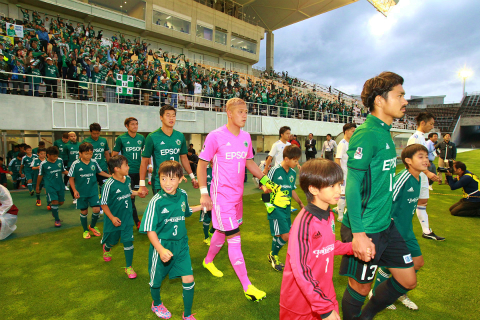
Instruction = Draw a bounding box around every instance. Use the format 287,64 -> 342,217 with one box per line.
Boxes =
21,174 -> 25,178
270,190 -> 290,208
426,171 -> 439,182
137,191 -> 146,198
111,217 -> 121,227
148,167 -> 153,174
260,176 -> 281,194
159,248 -> 173,262
35,187 -> 40,194
74,191 -> 80,199
322,310 -> 341,320
191,178 -> 199,189
200,194 -> 212,211
262,168 -> 269,176
352,232 -> 375,262
139,186 -> 149,197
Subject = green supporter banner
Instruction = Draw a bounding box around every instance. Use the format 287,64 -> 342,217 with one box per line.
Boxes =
116,74 -> 133,96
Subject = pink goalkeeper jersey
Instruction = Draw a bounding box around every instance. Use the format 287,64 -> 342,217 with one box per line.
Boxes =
199,125 -> 254,201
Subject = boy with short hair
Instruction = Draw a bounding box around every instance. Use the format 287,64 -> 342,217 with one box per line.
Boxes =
280,159 -> 354,320
9,152 -> 25,190
20,145 -> 38,196
69,142 -> 111,239
140,160 -> 201,320
31,148 -> 47,207
369,144 -> 429,311
263,145 -> 304,272
100,155 -> 144,278
36,147 -> 69,227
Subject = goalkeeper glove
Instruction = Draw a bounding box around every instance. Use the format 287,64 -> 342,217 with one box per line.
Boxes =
260,176 -> 290,209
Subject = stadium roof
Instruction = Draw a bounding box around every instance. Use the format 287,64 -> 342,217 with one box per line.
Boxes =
238,0 -> 360,31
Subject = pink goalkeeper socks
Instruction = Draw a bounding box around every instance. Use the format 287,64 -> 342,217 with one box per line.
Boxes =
205,230 -> 225,264
227,236 -> 251,291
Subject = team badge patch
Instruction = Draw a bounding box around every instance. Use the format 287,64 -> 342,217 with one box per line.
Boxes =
354,147 -> 363,159
331,220 -> 335,234
57,163 -> 61,168
100,142 -> 105,146
244,141 -> 248,148
137,140 -> 142,145
181,201 -> 186,212
91,165 -> 95,171
289,176 -> 294,183
176,139 -> 181,145
403,254 -> 413,264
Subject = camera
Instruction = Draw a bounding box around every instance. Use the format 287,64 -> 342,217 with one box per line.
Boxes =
438,159 -> 454,174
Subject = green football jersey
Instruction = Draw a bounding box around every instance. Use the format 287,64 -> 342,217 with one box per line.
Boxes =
392,169 -> 420,241
141,128 -> 188,190
54,139 -> 69,160
66,142 -> 81,168
267,164 -> 297,220
21,154 -> 37,175
38,159 -> 66,191
32,148 -> 39,155
342,115 -> 397,233
140,188 -> 192,241
83,137 -> 110,172
8,158 -> 21,175
113,133 -> 145,174
68,159 -> 103,197
100,176 -> 133,233
31,157 -> 44,179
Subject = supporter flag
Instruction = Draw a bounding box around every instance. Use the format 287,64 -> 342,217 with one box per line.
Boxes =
116,74 -> 133,96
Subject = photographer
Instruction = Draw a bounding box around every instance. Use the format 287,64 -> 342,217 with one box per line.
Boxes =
446,161 -> 480,217
436,133 -> 456,184
426,132 -> 438,188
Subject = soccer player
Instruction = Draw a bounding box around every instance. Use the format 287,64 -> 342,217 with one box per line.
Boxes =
84,123 -> 111,188
199,161 -> 214,246
54,132 -> 71,191
339,72 -> 417,320
32,141 -> 45,155
100,155 -> 144,278
139,105 -> 198,197
407,112 -> 444,241
198,98 -> 289,301
6,144 -> 19,164
263,145 -> 304,271
31,148 -> 47,207
369,144 -> 428,311
262,126 -> 291,175
9,152 -> 24,190
36,146 -> 69,227
140,160 -> 202,320
69,142 -> 111,239
20,145 -> 37,195
334,123 -> 356,222
112,117 -> 146,229
65,132 -> 81,203
280,159 -> 354,320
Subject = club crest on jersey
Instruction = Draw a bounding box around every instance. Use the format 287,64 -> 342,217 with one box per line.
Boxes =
354,147 -> 363,159
181,201 -> 186,212
91,165 -> 95,171
100,142 -> 105,146
57,163 -> 61,167
331,220 -> 335,234
244,141 -> 248,148
289,176 -> 294,183
137,140 -> 142,145
176,139 -> 181,146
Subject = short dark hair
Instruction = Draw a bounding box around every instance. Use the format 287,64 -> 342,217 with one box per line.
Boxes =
187,148 -> 195,154
46,146 -> 59,155
62,132 -> 69,139
108,155 -> 128,174
158,160 -> 183,179
444,133 -> 451,137
401,144 -> 428,168
13,145 -> 19,149
79,142 -> 93,153
361,71 -> 404,112
415,112 -> 435,126
160,105 -> 176,117
17,152 -> 26,158
24,145 -> 32,150
300,159 -> 343,202
89,122 -> 101,132
428,132 -> 438,139
326,134 -> 332,138
283,145 -> 301,160
279,126 -> 291,137
343,123 -> 357,134
124,117 -> 138,127
37,148 -> 47,154
454,161 -> 466,172
39,141 -> 45,146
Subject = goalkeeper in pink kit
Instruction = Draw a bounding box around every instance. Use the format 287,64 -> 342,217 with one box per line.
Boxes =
198,98 -> 289,301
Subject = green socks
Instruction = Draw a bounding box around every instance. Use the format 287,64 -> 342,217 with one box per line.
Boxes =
203,223 -> 210,239
182,282 -> 195,317
104,243 -> 112,252
36,193 -> 41,200
123,242 -> 134,268
151,287 -> 162,306
373,267 -> 391,293
271,237 -> 286,256
51,205 -> 60,221
80,213 -> 88,232
27,183 -> 33,192
91,212 -> 100,228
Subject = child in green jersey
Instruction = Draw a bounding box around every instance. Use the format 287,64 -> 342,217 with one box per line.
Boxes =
36,147 -> 69,227
69,142 -> 111,239
19,145 -> 37,196
31,148 -> 47,207
370,144 -> 428,311
9,152 -> 25,190
262,145 -> 304,272
140,160 -> 201,320
100,155 -> 144,279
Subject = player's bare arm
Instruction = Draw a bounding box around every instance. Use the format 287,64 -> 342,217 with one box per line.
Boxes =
291,190 -> 304,208
138,157 -> 150,196
69,177 -> 80,199
101,204 -> 121,227
147,231 -> 173,263
35,175 -> 43,194
99,171 -> 111,179
104,150 -> 110,162
263,156 -> 273,175
180,154 -> 198,188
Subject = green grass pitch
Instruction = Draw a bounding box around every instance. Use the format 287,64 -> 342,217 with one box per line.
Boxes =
2,150 -> 480,319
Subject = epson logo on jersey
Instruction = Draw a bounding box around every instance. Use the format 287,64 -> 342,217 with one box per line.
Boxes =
382,158 -> 397,171
226,151 -> 248,160
160,148 -> 180,156
125,147 -> 142,152
313,244 -> 335,257
93,148 -> 104,152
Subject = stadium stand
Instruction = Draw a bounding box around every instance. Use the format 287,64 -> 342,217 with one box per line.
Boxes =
404,103 -> 460,134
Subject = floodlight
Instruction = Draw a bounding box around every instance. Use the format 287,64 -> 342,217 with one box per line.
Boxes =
459,68 -> 473,79
367,0 -> 399,17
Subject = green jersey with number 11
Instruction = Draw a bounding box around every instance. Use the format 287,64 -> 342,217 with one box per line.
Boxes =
113,133 -> 145,174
